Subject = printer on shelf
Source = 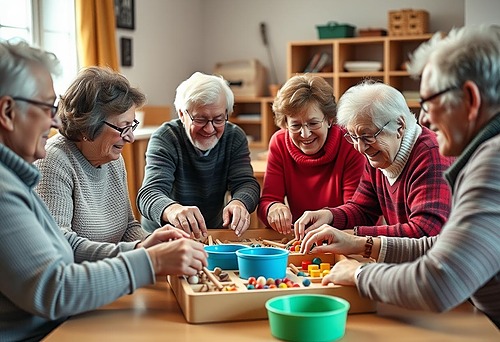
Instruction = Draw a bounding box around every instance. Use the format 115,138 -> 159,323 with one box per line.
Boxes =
214,59 -> 267,97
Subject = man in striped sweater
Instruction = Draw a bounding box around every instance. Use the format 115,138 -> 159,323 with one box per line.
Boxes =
300,25 -> 500,328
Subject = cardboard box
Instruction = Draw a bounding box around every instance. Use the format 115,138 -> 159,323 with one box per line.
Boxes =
214,59 -> 267,97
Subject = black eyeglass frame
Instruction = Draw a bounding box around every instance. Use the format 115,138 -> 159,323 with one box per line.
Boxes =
103,119 -> 140,137
184,109 -> 228,128
344,121 -> 391,145
12,96 -> 58,118
419,86 -> 460,113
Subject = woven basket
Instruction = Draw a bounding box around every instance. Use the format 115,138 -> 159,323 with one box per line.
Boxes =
388,9 -> 429,36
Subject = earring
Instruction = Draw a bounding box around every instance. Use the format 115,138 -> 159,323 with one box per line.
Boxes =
82,136 -> 88,141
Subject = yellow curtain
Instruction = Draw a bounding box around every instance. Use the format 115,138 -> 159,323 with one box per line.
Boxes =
75,0 -> 119,70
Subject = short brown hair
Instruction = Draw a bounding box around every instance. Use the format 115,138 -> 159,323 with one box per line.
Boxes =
272,74 -> 337,129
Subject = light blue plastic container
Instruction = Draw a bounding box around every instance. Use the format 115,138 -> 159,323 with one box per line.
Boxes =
204,244 -> 249,270
236,247 -> 289,279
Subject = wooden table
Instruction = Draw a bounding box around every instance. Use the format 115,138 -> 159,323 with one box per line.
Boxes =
43,280 -> 499,341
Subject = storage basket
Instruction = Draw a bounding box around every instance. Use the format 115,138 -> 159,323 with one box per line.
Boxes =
388,9 -> 429,36
316,22 -> 355,39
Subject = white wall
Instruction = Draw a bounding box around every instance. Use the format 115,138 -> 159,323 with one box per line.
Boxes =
465,0 -> 500,25
117,0 -> 465,109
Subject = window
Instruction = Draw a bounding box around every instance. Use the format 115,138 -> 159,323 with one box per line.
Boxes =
0,0 -> 78,96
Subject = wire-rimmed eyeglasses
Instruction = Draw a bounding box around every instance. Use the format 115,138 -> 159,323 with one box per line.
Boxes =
419,86 -> 459,113
103,119 -> 140,137
12,96 -> 58,118
344,121 -> 390,145
287,117 -> 326,134
185,109 -> 228,128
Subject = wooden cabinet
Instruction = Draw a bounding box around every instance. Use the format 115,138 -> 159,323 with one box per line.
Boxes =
287,34 -> 432,110
230,96 -> 278,149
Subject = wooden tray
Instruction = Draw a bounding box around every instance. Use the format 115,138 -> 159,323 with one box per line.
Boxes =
168,229 -> 376,324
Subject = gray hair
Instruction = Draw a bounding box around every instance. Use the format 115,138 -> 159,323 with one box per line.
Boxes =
407,24 -> 500,110
174,72 -> 234,116
58,66 -> 146,141
337,80 -> 416,134
0,40 -> 60,103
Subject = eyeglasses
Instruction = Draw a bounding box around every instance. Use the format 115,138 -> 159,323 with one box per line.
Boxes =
103,119 -> 140,137
12,96 -> 58,118
185,109 -> 228,128
419,86 -> 459,113
344,121 -> 390,145
287,117 -> 326,134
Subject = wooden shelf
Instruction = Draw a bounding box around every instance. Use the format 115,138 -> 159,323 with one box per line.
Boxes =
231,96 -> 278,149
288,34 -> 433,110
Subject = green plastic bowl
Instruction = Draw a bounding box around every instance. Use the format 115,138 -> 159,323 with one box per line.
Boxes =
265,294 -> 350,342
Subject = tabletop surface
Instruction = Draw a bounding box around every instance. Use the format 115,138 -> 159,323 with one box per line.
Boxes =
43,279 -> 499,342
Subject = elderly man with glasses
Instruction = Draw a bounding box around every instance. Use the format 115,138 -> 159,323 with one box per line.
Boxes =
295,80 -> 454,240
137,72 -> 260,238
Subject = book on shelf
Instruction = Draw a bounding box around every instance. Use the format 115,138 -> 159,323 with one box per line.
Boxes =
303,52 -> 331,73
311,52 -> 330,72
303,52 -> 321,72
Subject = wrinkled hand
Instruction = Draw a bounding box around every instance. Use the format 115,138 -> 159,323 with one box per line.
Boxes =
294,209 -> 333,240
321,258 -> 361,286
147,238 -> 207,276
267,203 -> 292,235
162,203 -> 208,239
223,200 -> 250,237
299,224 -> 361,255
136,224 -> 190,249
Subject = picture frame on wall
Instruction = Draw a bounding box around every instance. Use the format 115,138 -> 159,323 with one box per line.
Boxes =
120,37 -> 133,67
115,0 -> 135,30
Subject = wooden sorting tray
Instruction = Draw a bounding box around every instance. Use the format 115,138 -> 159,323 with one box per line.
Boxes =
168,228 -> 377,324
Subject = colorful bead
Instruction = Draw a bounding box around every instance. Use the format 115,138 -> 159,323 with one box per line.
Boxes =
312,257 -> 322,265
302,278 -> 311,287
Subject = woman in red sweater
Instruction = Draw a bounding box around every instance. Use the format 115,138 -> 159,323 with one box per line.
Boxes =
257,74 -> 365,234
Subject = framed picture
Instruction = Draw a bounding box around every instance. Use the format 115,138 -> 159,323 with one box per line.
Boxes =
115,0 -> 135,30
120,37 -> 133,67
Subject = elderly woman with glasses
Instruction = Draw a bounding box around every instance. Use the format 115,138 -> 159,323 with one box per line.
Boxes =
34,66 -> 148,243
137,72 -> 260,238
257,74 -> 365,235
294,80 -> 454,240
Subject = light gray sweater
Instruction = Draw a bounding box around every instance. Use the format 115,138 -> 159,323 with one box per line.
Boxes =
358,115 -> 500,328
34,134 -> 146,243
0,143 -> 154,341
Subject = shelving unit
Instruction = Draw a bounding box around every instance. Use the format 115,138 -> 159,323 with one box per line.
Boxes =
287,34 -> 433,110
230,96 -> 278,149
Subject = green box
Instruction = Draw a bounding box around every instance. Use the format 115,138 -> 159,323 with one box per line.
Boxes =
316,22 -> 356,39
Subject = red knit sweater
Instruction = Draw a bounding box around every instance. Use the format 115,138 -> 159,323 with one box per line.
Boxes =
329,127 -> 454,237
257,126 -> 366,227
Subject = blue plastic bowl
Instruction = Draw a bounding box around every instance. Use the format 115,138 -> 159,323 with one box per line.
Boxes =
204,244 -> 249,270
236,247 -> 289,279
266,294 -> 350,342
